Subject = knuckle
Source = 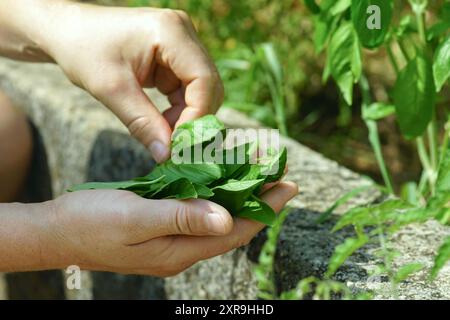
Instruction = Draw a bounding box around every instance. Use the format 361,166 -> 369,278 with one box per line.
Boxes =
175,9 -> 190,21
126,115 -> 154,144
160,9 -> 184,25
173,205 -> 193,234
86,74 -> 124,99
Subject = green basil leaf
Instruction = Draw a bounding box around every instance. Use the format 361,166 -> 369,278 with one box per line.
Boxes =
212,179 -> 264,213
326,235 -> 369,277
222,142 -> 254,178
193,183 -> 214,199
436,144 -> 450,193
431,236 -> 450,280
68,176 -> 164,192
171,114 -> 225,152
427,21 -> 450,41
147,160 -> 224,185
330,0 -> 351,16
393,263 -> 424,284
362,102 -> 396,121
396,15 -> 417,38
428,2 -> 450,41
236,164 -> 262,181
393,55 -> 436,138
351,0 -> 393,49
327,22 -> 361,105
150,178 -> 197,200
236,196 -> 277,226
314,11 -> 340,54
260,147 -> 288,183
313,0 -> 341,53
433,35 -> 450,92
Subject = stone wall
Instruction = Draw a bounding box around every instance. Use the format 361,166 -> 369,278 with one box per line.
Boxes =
0,57 -> 449,300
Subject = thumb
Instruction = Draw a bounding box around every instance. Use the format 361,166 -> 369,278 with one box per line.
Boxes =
123,198 -> 234,244
93,74 -> 172,163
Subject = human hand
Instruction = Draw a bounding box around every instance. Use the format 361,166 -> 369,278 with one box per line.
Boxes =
45,181 -> 297,276
40,3 -> 223,163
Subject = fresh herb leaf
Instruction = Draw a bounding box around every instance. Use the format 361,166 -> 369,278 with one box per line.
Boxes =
237,195 -> 277,226
212,179 -> 265,213
393,54 -> 436,138
433,35 -> 450,92
149,178 -> 198,200
147,160 -> 224,185
172,114 -> 225,152
352,0 -> 393,49
68,176 -> 165,192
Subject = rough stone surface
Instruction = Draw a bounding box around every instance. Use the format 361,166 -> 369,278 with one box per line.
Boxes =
0,57 -> 449,300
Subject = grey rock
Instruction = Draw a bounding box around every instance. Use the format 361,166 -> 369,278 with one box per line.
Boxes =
0,57 -> 449,300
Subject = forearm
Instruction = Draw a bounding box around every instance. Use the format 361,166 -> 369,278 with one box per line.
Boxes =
0,0 -> 72,62
0,201 -> 63,272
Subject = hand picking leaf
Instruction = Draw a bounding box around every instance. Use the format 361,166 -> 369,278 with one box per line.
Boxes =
69,115 -> 288,225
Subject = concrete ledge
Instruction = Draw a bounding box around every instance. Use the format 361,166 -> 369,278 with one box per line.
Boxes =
0,57 -> 449,299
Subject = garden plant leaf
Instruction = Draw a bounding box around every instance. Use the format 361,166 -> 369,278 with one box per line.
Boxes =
393,54 -> 436,138
352,0 -> 393,49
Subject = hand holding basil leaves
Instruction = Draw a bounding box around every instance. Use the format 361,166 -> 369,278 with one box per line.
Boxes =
70,115 -> 289,226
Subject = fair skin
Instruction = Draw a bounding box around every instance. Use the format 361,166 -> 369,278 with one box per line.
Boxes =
0,0 -> 298,276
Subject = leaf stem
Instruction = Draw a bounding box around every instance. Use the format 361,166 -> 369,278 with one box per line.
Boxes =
415,7 -> 427,45
439,119 -> 450,168
427,112 -> 438,171
386,44 -> 400,76
359,76 -> 395,194
414,3 -> 438,195
398,38 -> 412,62
416,136 -> 435,194
367,121 -> 395,194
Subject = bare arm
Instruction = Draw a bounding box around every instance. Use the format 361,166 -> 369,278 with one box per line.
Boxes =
0,0 -> 57,62
0,202 -> 61,272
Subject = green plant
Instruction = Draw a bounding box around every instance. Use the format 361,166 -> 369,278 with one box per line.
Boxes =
70,115 -> 287,226
305,0 -> 450,295
256,0 -> 449,300
217,43 -> 289,135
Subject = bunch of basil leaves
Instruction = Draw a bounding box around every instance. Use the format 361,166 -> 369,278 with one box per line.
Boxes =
69,115 -> 287,226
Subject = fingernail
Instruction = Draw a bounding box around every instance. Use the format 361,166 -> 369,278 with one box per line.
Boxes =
149,140 -> 169,163
207,212 -> 227,235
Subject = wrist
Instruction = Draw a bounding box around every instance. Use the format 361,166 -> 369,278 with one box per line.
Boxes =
37,199 -> 74,270
0,0 -> 80,63
21,0 -> 75,63
22,200 -> 71,270
0,201 -> 69,272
